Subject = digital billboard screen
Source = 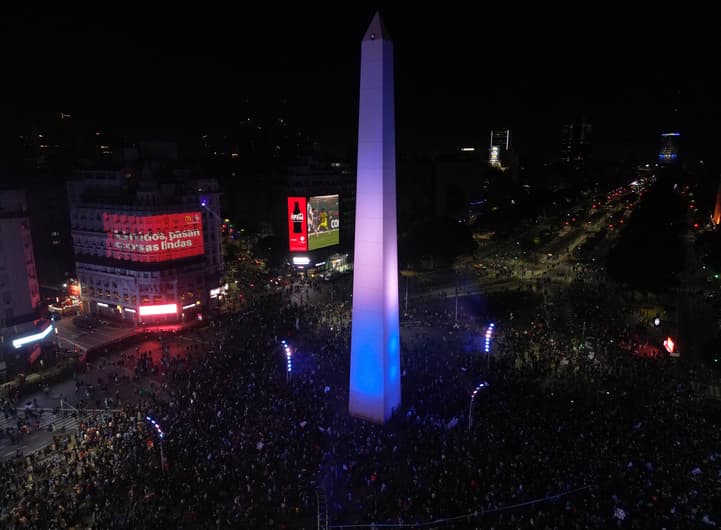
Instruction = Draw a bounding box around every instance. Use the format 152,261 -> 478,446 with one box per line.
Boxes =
102,212 -> 204,263
307,195 -> 340,251
287,197 -> 308,252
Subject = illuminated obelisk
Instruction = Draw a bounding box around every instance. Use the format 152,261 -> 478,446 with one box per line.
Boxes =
349,12 -> 401,424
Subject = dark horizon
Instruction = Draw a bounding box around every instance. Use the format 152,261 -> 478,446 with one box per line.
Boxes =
1,7 -> 719,163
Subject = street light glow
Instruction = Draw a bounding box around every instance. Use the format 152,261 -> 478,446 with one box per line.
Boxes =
145,416 -> 165,438
484,323 -> 495,353
283,340 -> 292,374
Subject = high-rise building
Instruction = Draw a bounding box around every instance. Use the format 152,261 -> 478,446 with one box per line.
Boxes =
0,189 -> 50,377
489,129 -> 511,168
67,168 -> 224,324
0,190 -> 41,327
560,118 -> 592,164
349,12 -> 401,424
658,132 -> 680,164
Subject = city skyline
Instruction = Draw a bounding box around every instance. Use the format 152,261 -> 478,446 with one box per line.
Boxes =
2,10 -> 721,529
2,7 -> 718,163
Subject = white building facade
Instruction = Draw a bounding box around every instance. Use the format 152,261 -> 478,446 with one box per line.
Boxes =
67,170 -> 223,324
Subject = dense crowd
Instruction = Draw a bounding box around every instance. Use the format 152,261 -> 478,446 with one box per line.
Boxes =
0,258 -> 720,529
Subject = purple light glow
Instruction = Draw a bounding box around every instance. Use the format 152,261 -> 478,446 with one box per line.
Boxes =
349,12 -> 401,424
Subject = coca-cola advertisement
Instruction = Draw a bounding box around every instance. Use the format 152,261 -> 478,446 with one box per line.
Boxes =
287,197 -> 308,252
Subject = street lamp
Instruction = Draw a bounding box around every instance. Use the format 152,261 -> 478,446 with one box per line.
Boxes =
484,323 -> 495,370
281,340 -> 292,382
468,382 -> 489,430
145,416 -> 166,472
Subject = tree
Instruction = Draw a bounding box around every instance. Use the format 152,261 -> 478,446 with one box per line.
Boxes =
607,180 -> 685,292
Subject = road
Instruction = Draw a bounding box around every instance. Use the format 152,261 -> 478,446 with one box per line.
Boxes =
0,333 -> 204,461
53,318 -> 137,352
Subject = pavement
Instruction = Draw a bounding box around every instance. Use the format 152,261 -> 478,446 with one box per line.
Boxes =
53,317 -> 137,352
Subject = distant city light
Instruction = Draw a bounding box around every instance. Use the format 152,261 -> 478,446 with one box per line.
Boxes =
654,317 -> 661,326
489,145 -> 501,168
661,132 -> 681,137
460,147 -> 475,152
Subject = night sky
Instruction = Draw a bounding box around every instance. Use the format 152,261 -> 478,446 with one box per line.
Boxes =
2,6 -> 719,163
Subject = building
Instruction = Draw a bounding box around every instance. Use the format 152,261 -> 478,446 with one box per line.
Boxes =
560,118 -> 592,165
67,168 -> 224,325
0,189 -> 50,378
489,129 -> 511,168
0,190 -> 41,327
658,132 -> 680,164
280,157 -> 355,275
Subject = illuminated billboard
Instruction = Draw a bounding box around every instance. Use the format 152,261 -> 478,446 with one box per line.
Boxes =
102,212 -> 204,263
138,303 -> 178,316
287,197 -> 308,252
307,195 -> 340,250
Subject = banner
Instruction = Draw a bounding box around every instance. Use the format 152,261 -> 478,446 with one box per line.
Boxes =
102,212 -> 204,263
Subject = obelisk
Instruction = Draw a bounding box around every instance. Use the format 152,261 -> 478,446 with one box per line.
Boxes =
349,12 -> 401,423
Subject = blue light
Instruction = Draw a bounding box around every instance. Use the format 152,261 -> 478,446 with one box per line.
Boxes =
145,416 -> 165,438
472,381 -> 489,398
484,323 -> 495,353
283,341 -> 292,374
12,324 -> 54,349
349,310 -> 388,400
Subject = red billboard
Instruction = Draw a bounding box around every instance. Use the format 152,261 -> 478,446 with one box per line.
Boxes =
287,197 -> 308,252
102,212 -> 204,263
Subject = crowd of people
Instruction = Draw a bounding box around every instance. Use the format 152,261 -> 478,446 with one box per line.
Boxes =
0,251 -> 720,529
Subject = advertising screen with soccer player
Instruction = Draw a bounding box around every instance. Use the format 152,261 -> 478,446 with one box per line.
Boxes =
102,212 -> 204,263
307,195 -> 340,250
